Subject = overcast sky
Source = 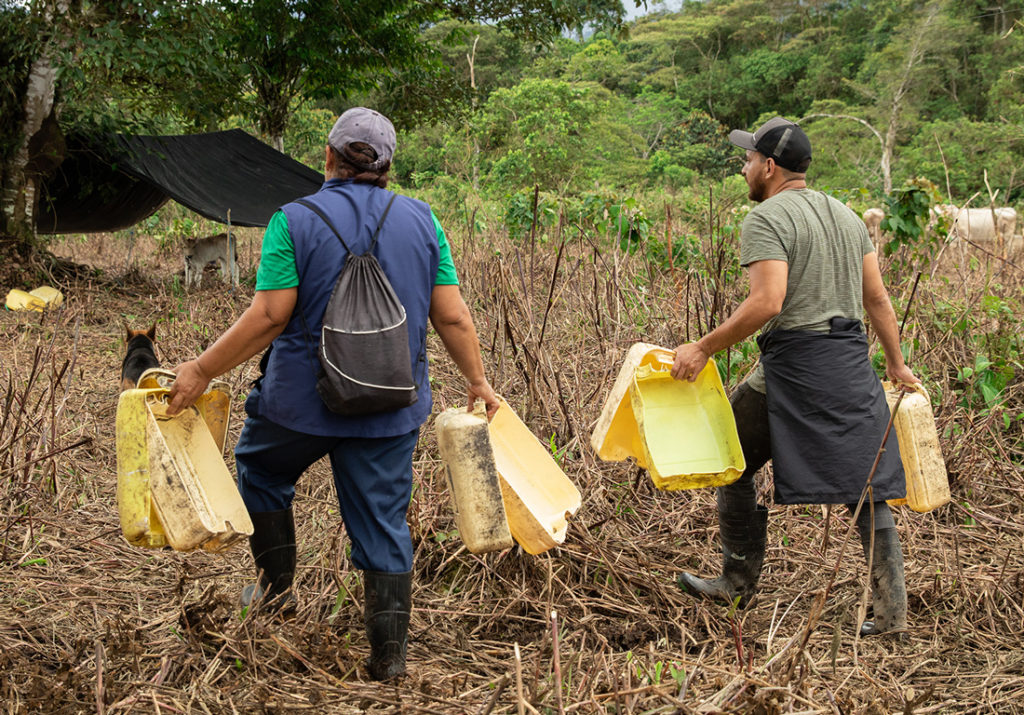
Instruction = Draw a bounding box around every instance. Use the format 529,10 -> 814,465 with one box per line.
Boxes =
625,1 -> 681,21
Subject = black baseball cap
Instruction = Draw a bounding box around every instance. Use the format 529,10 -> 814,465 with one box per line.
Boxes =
729,117 -> 812,173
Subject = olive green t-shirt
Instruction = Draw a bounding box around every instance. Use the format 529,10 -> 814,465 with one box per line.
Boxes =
255,209 -> 459,290
740,189 -> 875,393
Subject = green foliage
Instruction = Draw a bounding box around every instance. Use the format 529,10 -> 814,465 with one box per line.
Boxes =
58,1 -> 238,134
478,78 -> 641,193
503,188 -> 560,241
880,179 -> 940,271
0,2 -> 37,164
656,110 -> 735,182
900,118 -> 1024,201
572,193 -> 652,252
956,353 -> 1011,411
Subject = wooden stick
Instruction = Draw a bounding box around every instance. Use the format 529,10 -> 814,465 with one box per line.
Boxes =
552,610 -> 565,715
515,643 -> 525,715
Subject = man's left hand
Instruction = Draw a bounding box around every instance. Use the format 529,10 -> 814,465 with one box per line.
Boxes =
672,342 -> 710,382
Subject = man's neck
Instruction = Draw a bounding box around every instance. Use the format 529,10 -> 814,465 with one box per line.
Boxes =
764,176 -> 807,200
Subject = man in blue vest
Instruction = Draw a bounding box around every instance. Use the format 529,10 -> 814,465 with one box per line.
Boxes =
167,107 -> 499,681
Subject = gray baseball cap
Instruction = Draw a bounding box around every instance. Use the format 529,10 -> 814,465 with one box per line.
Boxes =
729,117 -> 812,172
328,107 -> 396,171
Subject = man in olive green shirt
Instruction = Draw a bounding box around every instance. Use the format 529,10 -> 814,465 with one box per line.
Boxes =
672,117 -> 918,637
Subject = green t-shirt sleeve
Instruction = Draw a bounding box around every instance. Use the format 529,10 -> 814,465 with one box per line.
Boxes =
255,210 -> 299,290
432,210 -> 459,286
739,209 -> 789,267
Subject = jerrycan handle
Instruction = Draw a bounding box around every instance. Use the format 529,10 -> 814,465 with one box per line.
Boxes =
649,349 -> 676,371
883,379 -> 929,401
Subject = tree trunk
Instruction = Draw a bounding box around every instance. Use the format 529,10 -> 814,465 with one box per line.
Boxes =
467,35 -> 480,191
1,56 -> 56,244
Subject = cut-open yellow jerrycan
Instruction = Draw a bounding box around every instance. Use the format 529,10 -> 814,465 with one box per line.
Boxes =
883,381 -> 950,513
5,286 -> 64,312
116,368 -> 253,551
435,397 -> 582,555
592,343 -> 745,490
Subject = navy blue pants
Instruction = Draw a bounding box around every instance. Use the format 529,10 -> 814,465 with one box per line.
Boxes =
234,411 -> 418,573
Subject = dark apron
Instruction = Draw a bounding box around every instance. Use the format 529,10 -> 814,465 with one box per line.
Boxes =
756,318 -> 906,505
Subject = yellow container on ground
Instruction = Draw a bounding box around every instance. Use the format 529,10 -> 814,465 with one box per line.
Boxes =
591,343 -> 744,491
5,289 -> 45,311
116,377 -> 252,551
29,286 -> 63,309
4,286 -> 63,311
490,397 -> 582,554
435,405 -> 515,554
883,382 -> 950,513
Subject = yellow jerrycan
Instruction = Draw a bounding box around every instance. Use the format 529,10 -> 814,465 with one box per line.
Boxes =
435,397 -> 582,555
435,404 -> 515,554
592,343 -> 744,490
489,397 -> 582,554
116,369 -> 253,551
883,381 -> 950,513
591,342 -> 665,464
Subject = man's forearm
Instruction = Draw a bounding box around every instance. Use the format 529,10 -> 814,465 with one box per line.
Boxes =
699,297 -> 778,355
434,316 -> 487,385
197,304 -> 287,378
864,295 -> 905,368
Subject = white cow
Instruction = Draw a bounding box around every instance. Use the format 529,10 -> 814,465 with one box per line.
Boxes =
862,207 -> 885,250
184,232 -> 239,287
929,204 -> 1017,245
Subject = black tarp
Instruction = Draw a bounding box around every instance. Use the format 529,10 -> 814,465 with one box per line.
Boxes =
35,129 -> 324,234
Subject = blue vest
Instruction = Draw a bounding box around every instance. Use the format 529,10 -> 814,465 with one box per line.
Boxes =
251,179 -> 439,437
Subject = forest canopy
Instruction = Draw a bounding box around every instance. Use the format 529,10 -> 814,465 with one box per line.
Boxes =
2,0 -> 1023,246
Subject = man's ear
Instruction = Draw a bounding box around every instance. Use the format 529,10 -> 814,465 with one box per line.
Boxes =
324,144 -> 335,174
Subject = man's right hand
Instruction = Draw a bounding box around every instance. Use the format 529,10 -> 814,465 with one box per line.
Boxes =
672,342 -> 711,382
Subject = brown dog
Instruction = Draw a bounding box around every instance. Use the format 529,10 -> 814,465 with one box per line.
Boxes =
120,324 -> 160,392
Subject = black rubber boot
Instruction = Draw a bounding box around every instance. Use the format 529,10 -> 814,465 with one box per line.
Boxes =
240,508 -> 297,615
363,571 -> 412,681
858,526 -> 907,636
677,505 -> 769,608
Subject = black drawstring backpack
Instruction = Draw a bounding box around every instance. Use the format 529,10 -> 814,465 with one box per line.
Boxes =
295,195 -> 418,415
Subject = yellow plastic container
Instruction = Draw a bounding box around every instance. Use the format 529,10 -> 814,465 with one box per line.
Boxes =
4,286 -> 63,311
435,398 -> 582,555
490,397 -> 582,554
5,289 -> 45,311
883,382 -> 950,513
435,405 -> 515,554
590,342 -> 667,464
592,343 -> 745,491
116,374 -> 252,551
29,286 -> 63,309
